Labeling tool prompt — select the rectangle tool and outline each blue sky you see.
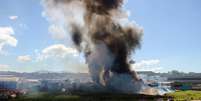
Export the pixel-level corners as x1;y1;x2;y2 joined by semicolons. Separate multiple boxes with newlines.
0;0;200;73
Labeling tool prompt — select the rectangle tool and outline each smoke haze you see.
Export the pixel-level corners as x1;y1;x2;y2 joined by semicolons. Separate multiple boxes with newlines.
42;0;144;93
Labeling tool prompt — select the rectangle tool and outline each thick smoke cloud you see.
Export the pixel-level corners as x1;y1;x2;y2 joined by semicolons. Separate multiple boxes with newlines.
42;0;143;93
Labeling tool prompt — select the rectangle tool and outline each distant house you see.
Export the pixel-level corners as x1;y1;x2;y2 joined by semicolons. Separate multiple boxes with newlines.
137;71;156;76
168;77;201;83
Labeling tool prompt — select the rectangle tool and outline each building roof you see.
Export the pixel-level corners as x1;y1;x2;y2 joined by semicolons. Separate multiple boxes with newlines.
0;76;19;82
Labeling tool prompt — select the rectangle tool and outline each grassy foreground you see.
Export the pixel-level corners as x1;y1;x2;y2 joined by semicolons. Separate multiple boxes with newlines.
6;90;201;101
166;90;201;100
8;92;171;101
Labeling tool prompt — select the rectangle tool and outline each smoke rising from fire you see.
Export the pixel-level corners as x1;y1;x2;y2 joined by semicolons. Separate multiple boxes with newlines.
42;0;143;93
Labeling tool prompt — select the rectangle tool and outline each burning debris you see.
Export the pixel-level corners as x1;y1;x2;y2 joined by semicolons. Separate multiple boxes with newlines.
42;0;146;94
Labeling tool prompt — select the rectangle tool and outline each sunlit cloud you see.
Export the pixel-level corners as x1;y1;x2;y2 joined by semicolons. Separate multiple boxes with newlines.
37;44;78;61
9;16;18;20
0;27;17;54
17;55;32;62
0;64;9;68
131;59;163;72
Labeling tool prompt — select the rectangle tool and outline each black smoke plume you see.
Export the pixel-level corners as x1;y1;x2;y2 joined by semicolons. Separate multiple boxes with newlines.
42;0;143;93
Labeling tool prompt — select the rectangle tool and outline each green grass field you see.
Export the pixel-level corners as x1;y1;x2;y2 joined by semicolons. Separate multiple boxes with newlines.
166;90;201;100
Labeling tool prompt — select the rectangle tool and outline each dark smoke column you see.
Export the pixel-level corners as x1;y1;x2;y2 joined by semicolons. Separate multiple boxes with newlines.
83;0;143;85
42;0;143;93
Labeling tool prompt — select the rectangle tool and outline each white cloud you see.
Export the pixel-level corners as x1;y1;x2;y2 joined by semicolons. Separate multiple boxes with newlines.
133;59;160;68
0;27;14;35
17;55;32;62
131;59;162;72
32;44;88;73
0;27;17;53
9;16;18;20
0;64;9;68
37;44;78;61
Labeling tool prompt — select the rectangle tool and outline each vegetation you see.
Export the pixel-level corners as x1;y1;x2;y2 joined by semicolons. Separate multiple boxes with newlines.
5;90;201;101
166;90;201;100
